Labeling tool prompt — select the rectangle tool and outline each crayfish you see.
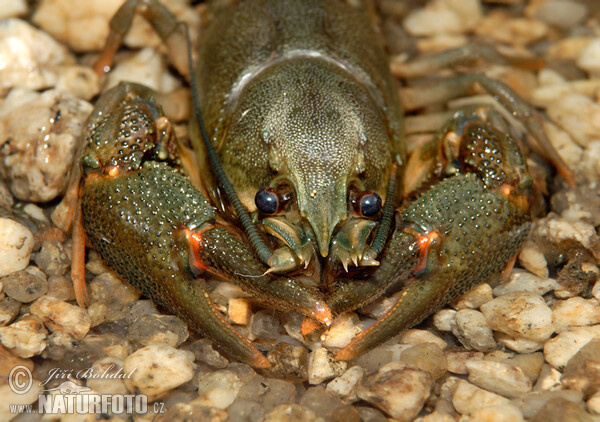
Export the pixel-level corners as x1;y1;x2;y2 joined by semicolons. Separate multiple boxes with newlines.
63;0;573;368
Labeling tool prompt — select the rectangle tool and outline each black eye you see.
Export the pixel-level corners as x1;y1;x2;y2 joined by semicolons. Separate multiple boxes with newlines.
359;191;382;217
255;187;279;214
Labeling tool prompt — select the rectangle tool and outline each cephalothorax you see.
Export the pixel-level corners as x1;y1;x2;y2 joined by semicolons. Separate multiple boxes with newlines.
65;0;572;367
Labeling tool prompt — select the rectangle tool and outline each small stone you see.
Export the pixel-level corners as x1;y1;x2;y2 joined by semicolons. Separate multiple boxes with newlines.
543;325;600;370
299;386;348;420
446;350;484;375
0;90;92;202
251;310;283;342
515;390;584;419
321;312;361;349
529;0;587;29
495;332;545;353
468;404;524;422
46;275;75;302
356;406;387;422
123;343;195;401
128;314;188;348
54;65;100;101
0;315;47;358
261;379;297;412
505;352;545;384
33;241;70;276
262;404;326;422
547;94;600;148
228;399;264;422
0;19;74;91
533;364;562;391
530;397;593;422
480;292;554;342
561;339;600;397
158;401;228;421
452;309;497;351
89;272;140;320
451;283;493;309
475;12;548;46
30;295;90;340
518;242;549;279
577;38;600;76
399;329;447;350
85;357;129;395
327;365;365;403
1;270;47;303
400;343;447;379
307;347;347;385
0;0;27;19
493;269;559;296
184;339;229;369
0;297;20;326
587;392;600;415
85;302;108;329
0;218;34;277
403;0;482;37
357;368;433;421
432;309;456;331
106;47;180;94
465;359;532;398
0;381;42;421
266;342;307;377
197;370;243;409
228;297;252;325
451;379;511;415
552;297;600;332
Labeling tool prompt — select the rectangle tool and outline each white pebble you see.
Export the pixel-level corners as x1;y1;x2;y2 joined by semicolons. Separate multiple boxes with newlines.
543;325;600;370
452;309;497;351
0;19;74;91
446;350;484;375
587;391;600;415
197;370;243;409
493;269;559;297
0;218;34;277
399;329;447;350
30;295;90;340
0;317;47;358
307;347;347;385
531;0;587;29
465;404;524;422
547;94;600;148
465;359;531;398
123;343;195;401
106;47;180;94
552;297;600;332
0;0;27;19
357;368;433;420
577;38;600;76
480;292;554;342
433;309;456;332
451;283;493;310
452;379;511;415
517;242;549;279
495;332;545;353
0;89;92;202
321;312;361;349
326;365;365;403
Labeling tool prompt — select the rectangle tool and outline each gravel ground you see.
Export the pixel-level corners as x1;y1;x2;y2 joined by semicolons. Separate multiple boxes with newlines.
1;0;600;421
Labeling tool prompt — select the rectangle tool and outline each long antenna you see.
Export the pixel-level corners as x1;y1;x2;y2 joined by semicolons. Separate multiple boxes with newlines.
183;24;274;266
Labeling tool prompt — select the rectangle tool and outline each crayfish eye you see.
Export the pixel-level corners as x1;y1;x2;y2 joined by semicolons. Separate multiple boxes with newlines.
359;191;382;217
255;187;279;214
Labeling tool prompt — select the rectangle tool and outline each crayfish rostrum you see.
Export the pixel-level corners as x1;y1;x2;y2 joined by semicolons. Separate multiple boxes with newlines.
63;0;573;367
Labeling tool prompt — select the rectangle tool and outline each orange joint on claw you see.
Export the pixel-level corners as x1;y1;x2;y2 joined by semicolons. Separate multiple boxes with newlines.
185;228;210;276
404;227;440;277
301;317;322;336
104;166;120;178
